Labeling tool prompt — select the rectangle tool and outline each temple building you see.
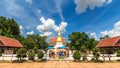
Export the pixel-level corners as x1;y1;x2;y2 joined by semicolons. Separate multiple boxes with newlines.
0;36;23;54
97;36;120;48
47;31;70;60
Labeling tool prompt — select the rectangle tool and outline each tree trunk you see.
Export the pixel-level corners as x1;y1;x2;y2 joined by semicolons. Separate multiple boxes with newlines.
103;54;105;61
108;54;111;61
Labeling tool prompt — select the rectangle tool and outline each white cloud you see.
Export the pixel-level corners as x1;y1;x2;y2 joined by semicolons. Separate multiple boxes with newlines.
25;0;32;4
19;25;23;35
37;17;56;32
90;32;98;40
27;31;34;35
106;0;112;4
101;21;120;37
55;21;68;32
1;0;39;31
40;32;53;37
38;10;41;14
74;0;112;14
54;0;64;21
36;16;68;37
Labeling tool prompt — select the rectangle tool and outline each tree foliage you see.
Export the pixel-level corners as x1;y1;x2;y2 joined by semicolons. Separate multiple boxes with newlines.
38;52;44;59
0;49;2;56
0;16;20;38
16;48;27;60
117;50;120;57
23;34;48;50
92;47;100;61
68;32;98;52
28;50;36;61
73;51;81;61
68;32;89;51
0;16;48;51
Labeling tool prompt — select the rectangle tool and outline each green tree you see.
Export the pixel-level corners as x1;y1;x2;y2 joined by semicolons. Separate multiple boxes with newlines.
16;48;27;60
86;38;98;53
0;49;2;57
68;32;89;51
69;32;98;61
28;50;36;61
22;38;35;50
73;51;81;61
92;48;100;61
100;35;110;40
117;50;120;57
38;52;44;59
0;16;21;38
80;45;88;61
23;34;48;50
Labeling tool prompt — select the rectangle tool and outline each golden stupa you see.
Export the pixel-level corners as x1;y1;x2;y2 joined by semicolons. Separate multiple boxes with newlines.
54;28;64;48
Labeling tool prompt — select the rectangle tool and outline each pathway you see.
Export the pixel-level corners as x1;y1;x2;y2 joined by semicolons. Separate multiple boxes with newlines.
0;61;120;68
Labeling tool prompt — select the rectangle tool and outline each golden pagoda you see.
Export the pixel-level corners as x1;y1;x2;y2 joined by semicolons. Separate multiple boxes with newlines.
54;27;64;48
57;32;62;42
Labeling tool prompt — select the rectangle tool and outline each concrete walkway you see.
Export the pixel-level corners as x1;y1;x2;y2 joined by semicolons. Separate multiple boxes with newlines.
0;61;120;68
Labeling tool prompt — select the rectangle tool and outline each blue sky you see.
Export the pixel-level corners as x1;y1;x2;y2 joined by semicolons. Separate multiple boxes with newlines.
0;0;120;41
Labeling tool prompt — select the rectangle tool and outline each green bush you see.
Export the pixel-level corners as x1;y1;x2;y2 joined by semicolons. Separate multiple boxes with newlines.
81;52;88;61
0;49;2;56
28;51;36;61
92;48;100;61
117;50;120;57
16;48;27;60
73;51;81;61
38;52;44;59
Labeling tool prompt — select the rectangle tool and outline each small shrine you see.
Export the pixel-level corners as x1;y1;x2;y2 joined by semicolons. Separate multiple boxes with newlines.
47;29;70;60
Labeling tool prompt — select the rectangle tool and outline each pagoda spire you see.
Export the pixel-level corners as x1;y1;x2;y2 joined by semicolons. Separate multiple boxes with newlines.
57;27;62;42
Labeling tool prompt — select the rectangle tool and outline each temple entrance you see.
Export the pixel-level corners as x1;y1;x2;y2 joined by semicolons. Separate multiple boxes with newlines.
47;27;70;60
48;48;69;60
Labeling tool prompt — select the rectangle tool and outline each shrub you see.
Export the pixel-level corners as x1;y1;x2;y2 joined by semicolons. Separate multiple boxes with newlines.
92;48;100;61
28;51;36;61
81;53;88;61
0;49;2;56
73;51;81;61
16;48;27;60
117;50;120;57
38;52;44;59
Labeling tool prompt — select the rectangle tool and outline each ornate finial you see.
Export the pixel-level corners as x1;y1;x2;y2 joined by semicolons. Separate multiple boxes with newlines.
58;27;61;36
57;27;62;42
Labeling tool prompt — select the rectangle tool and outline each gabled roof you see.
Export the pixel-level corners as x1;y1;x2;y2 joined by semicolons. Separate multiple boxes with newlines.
0;36;23;48
97;36;120;48
49;37;65;43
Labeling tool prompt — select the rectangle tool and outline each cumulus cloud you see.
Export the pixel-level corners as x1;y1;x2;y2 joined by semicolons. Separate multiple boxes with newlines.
40;32;53;37
55;21;68;32
37;17;56;32
74;0;112;14
19;25;23;35
36;16;68;37
90;32;98;40
101;21;120;37
27;31;34;35
25;0;32;4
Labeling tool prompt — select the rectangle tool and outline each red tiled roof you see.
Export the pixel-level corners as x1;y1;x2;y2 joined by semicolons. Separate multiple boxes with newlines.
97;36;120;48
0;36;23;48
49;37;65;43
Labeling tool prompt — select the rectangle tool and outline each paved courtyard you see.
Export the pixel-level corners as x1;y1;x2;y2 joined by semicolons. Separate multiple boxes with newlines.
0;61;120;68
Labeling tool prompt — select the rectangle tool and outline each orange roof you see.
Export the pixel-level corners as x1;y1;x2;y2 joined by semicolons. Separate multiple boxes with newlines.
49;37;65;43
97;36;120;48
0;36;23;48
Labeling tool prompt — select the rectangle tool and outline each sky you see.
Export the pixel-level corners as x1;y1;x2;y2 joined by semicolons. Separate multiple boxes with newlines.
0;0;120;41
